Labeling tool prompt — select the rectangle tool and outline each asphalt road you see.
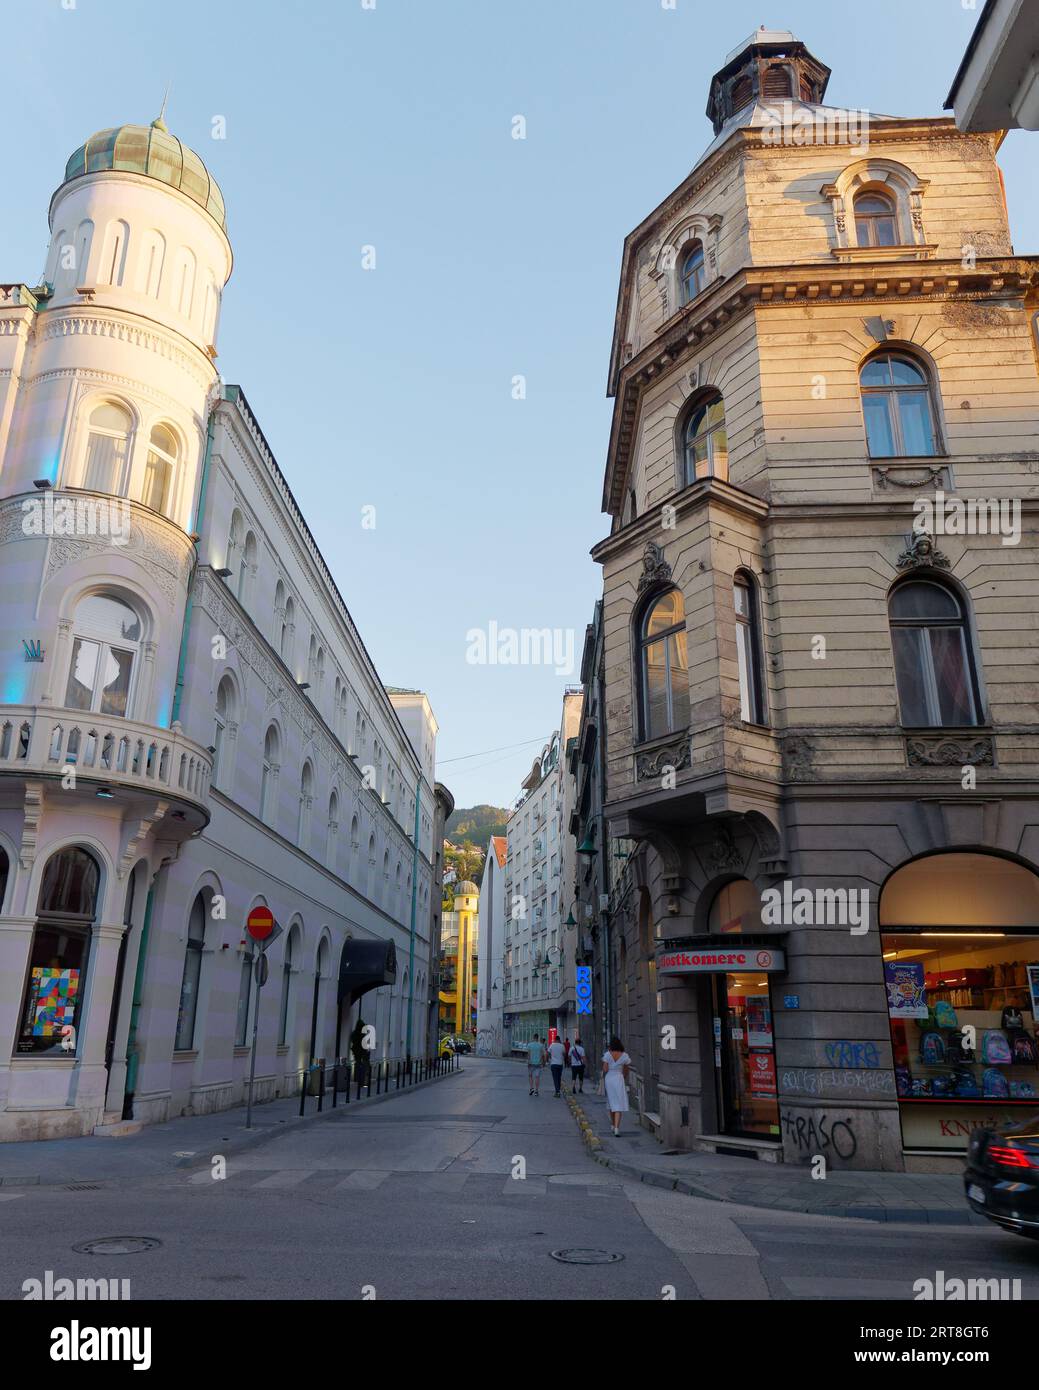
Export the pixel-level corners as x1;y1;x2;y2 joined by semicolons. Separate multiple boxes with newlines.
1;1057;1037;1300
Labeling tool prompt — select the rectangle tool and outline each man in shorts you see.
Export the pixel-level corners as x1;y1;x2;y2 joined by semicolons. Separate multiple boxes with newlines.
527;1034;545;1096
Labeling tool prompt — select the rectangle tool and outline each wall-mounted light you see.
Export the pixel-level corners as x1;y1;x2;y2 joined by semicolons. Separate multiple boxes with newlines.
33;479;52;490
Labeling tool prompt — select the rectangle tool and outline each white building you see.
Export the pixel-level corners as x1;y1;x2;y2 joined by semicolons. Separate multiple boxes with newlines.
0;119;443;1141
475;834;506;1055
502;691;582;1053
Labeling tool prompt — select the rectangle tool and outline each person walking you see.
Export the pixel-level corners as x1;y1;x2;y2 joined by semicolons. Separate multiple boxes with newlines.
547;1034;566;1096
527;1034;545;1096
570;1036;586;1093
601;1036;631;1135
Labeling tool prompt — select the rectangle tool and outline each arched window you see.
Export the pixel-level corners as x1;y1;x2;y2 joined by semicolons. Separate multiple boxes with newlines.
762;64;792;100
860;353;938;458
83;401;132;493
854;190;897;248
238;532;256;603
888;580;980;728
64;592;142;718
278;926;298;1047
327;791;339;862
261;725;279;824
682;392;728;484
142;424;178;516
308;636;317;684
638;588;690;741
175;892;207;1051
18;847;101;1055
679;240;706;305
227;511;242;574
213;675;235;788
734;571;767;725
281;597;295;663
297;762;313;847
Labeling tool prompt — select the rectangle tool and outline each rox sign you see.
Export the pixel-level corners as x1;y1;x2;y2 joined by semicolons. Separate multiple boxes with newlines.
657;947;785;975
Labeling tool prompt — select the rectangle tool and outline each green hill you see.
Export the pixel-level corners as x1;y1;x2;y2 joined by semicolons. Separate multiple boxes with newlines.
445;804;509;844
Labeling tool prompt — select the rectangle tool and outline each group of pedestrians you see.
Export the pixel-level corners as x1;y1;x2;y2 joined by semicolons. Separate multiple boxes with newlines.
524;1033;632;1136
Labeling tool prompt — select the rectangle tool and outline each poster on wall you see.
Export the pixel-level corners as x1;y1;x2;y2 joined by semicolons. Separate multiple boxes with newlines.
884;960;929;1018
745;995;773;1048
1028;964;1039;1019
27;967;80;1037
749;1051;777;1096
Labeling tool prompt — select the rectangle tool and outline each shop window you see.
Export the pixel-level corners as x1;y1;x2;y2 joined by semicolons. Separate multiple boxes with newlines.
16;847;101;1055
880;853;1039;1153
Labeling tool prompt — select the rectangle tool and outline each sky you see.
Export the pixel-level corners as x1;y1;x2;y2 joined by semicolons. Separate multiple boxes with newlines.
5;0;1035;809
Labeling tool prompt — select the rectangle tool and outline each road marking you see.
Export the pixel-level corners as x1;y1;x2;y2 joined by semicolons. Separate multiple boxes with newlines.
252;1169;315;1189
334;1171;390;1190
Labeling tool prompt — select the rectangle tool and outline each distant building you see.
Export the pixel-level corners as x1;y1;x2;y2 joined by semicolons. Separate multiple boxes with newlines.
439;882;478;1035
946;0;1039;131
476;835;506;1055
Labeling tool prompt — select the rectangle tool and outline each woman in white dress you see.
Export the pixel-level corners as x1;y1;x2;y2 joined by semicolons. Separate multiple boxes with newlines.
601;1036;631;1136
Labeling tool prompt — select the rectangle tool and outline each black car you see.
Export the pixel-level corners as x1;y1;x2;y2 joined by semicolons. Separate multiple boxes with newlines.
964;1114;1039;1238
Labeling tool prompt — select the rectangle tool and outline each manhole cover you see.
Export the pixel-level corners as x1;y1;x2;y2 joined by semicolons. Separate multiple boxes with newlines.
72;1237;161;1255
549;1248;624;1265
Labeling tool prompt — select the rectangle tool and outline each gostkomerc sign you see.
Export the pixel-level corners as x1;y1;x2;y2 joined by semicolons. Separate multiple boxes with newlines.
657;947;785;974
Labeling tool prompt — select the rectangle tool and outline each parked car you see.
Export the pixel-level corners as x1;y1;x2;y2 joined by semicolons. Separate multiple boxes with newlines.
451;1037;472;1054
438;1037;455;1058
964;1114;1039;1238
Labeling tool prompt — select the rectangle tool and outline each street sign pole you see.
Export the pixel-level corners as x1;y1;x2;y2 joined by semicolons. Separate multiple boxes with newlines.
245;919;281;1130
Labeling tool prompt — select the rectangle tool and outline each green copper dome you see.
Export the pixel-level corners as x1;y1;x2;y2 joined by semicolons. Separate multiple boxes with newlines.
62;120;226;231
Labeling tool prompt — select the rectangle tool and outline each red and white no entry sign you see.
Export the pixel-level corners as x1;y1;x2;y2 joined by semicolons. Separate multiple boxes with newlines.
246;905;275;941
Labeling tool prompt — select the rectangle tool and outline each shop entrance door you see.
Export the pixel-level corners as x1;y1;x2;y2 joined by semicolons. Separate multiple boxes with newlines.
713;972;780;1139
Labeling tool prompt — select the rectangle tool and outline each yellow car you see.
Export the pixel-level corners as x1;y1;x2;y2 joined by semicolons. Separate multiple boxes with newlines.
438;1038;455;1058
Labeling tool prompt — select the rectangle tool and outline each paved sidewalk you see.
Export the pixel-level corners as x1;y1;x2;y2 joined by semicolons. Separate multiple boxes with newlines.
0;1065;464;1187
564;1086;985;1227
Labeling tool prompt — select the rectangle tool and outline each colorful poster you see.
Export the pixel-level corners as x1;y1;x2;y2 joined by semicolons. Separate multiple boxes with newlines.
749;1051;777;1096
28;967;79;1037
746;994;773;1048
884;960;929;1018
1028;964;1039;1019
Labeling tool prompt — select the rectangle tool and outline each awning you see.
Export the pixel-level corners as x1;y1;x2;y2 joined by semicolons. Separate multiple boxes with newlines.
337;938;397;1002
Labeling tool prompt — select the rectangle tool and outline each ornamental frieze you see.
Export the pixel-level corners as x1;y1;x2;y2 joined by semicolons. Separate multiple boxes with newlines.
635;733;691;781
905;734;995;768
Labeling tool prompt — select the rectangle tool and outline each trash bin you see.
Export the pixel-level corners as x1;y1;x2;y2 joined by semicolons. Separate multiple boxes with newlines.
307;1059;326;1096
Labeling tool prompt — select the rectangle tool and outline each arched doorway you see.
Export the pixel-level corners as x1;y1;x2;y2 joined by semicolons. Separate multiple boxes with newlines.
880;852;1039;1153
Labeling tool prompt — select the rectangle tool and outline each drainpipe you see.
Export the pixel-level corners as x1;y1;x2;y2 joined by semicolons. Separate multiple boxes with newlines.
170;391;220;727
121;877;157;1120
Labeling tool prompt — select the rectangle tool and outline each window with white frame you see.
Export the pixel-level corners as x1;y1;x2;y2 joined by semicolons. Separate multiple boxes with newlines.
64;592;142;718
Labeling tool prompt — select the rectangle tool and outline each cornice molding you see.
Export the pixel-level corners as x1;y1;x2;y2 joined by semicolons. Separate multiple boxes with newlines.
39;310;216;391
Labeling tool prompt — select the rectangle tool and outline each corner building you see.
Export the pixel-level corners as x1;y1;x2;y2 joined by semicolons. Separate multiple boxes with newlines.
592;32;1039;1171
0;121;442;1139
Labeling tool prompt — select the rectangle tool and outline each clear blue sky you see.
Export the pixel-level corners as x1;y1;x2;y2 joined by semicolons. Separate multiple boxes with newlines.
6;1;1035;808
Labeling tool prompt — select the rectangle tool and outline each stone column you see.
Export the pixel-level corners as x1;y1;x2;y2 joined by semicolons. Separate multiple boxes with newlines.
72;922;126;1126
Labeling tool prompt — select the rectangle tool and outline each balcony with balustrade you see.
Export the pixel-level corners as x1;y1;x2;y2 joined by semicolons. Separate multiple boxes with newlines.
0;705;212;829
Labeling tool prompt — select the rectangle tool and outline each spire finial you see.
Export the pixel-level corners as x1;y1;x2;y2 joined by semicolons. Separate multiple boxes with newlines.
152;81;171;132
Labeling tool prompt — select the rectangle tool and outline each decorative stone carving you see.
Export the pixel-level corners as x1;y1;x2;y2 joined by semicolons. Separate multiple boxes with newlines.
20;780;45;870
705;825;745;874
905;734;994;768
635;734;691;782
896;530;950;571
637;541;672;594
118;800;169;880
873;464;948;490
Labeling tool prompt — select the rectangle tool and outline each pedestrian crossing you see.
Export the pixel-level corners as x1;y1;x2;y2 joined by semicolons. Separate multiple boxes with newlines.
179;1166;625;1197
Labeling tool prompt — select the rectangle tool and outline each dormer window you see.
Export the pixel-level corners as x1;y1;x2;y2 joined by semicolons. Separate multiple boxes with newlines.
855;191;898;248
680;241;706;305
762;65;792;101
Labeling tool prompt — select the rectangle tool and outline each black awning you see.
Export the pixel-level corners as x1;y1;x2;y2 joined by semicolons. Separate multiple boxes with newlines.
338;938;397;1002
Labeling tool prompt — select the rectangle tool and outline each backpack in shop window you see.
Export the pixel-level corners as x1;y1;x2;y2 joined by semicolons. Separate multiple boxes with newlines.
1001;1006;1025;1033
980;1029;1012;1065
1011;1081;1037;1099
953;1069;981;1099
1011;1032;1038;1066
919;1031;946;1065
983;1067;1010;1099
933;1000;958;1029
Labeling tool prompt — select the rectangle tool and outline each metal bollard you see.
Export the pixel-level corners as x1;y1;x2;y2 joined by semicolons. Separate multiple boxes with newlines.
344;1060;351;1104
299;1069;306;1117
331;1062;339;1109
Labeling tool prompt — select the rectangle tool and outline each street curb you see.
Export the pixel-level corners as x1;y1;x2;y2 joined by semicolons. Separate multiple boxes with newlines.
0;1066;465;1188
562;1091;982;1227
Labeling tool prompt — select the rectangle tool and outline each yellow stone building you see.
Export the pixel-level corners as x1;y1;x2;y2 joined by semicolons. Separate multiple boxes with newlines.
439;882;480;1035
